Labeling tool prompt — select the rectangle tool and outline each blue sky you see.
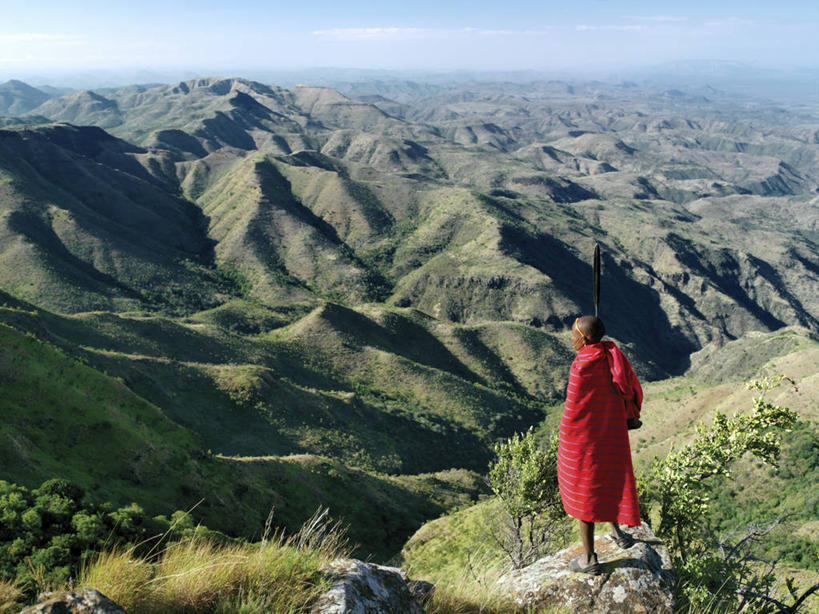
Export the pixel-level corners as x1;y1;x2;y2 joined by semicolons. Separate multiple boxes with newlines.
2;0;818;75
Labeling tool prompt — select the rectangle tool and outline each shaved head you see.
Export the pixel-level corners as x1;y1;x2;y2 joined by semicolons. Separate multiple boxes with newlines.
575;316;606;344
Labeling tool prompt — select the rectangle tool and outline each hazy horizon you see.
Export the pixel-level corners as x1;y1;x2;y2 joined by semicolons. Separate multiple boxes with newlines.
3;1;818;78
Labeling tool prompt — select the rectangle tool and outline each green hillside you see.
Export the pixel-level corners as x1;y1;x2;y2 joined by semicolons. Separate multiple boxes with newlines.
1;77;813;376
0;312;491;560
0;292;553;473
1;76;818;580
0;80;51;116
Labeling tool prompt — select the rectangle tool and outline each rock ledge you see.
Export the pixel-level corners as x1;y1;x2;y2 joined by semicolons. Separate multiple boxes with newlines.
19;588;127;614
311;558;430;614
498;522;675;614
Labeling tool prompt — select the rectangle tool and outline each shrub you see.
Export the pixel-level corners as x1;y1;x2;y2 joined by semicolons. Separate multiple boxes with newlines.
487;427;565;569
0;478;222;600
640;375;815;611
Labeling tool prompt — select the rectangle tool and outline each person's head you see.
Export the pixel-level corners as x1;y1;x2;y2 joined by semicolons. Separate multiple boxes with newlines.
571;316;605;350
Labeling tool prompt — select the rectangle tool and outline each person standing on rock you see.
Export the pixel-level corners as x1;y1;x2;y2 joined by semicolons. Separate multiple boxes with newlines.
557;315;642;574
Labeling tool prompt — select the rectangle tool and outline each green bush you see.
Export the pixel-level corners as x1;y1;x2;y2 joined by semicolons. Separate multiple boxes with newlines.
0;478;222;598
487;427;564;568
0;479;141;594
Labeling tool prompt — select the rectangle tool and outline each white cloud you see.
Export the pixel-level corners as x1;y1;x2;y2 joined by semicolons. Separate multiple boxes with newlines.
628;16;688;22
0;33;84;42
703;17;753;28
469;27;554;36
312;26;554;42
576;24;645;31
311;27;438;41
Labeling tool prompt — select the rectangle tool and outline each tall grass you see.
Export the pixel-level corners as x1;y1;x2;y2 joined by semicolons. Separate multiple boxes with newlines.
31;504;574;614
77;508;349;614
0;579;22;614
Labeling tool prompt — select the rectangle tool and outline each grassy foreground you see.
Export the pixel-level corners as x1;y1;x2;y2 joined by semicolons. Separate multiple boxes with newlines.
0;507;568;614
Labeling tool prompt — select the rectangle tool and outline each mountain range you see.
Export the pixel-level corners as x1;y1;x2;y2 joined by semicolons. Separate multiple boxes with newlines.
0;76;817;560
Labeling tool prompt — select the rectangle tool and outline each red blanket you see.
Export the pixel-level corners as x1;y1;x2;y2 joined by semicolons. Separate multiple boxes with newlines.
557;341;641;526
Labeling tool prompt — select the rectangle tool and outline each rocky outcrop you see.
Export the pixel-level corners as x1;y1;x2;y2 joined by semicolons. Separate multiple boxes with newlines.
311;558;431;614
498;522;675;614
19;589;127;614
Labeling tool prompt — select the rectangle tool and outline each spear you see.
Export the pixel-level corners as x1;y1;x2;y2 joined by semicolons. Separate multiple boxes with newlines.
593;243;601;317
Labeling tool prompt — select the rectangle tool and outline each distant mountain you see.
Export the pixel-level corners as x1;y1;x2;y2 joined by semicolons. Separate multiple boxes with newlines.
0;79;52;115
35;84;75;97
11;77;816;373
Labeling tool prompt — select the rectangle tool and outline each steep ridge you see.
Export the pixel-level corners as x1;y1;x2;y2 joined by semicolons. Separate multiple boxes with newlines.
320;130;446;178
0;296;493;558
0;290;549;475
35;78;312;155
275;158;396;250
0;124;221;313
34;90;122;129
4;79;816;376
291;85;436;141
197;154;381;304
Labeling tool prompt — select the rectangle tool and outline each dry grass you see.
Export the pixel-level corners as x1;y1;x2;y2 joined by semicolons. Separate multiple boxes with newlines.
75;504;571;614
0;579;22;614
77;508;349;614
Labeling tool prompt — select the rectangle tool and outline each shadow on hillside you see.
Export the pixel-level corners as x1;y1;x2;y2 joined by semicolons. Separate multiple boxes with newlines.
317;302;483;385
665;233;789;331
499;225;695;376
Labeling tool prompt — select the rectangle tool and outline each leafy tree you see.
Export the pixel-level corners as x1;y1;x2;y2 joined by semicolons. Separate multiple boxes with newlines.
488;427;565;568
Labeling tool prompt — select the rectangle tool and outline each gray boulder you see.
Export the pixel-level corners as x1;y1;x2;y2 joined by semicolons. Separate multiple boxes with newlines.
498;522;675;614
311;558;430;614
19;589;127;614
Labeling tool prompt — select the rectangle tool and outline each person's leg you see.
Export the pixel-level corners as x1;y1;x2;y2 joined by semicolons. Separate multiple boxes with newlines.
579;519;595;565
609;521;624;539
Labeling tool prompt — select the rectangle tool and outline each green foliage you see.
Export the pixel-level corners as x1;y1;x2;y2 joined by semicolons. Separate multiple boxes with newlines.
646;376;797;557
641;375;800;610
213;262;254;299
489;427;558;519
488;428;564;568
0;479;145;596
706;421;819;572
0;477;236;601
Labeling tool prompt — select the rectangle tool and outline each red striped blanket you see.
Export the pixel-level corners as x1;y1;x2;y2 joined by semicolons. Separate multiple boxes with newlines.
557;341;641;526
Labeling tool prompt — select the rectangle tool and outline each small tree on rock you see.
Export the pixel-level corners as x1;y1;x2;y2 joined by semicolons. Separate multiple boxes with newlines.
488;427;565;569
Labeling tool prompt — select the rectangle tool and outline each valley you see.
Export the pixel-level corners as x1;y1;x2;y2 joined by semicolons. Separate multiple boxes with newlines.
0;75;817;572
